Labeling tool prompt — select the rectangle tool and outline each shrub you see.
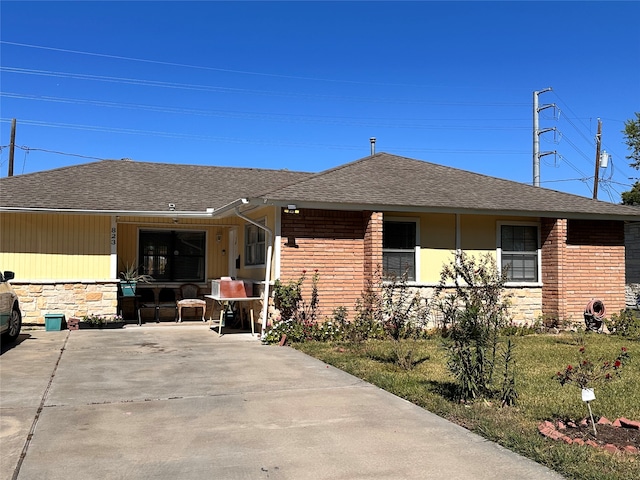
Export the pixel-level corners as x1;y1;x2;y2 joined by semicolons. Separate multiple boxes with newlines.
605;309;640;339
262;318;306;344
350;273;385;342
272;276;303;322
555;345;630;389
82;314;123;327
500;321;540;336
380;273;429;342
434;252;516;403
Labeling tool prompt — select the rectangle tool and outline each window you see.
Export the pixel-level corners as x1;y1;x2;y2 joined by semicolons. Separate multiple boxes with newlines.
245;220;266;266
383;220;417;281
499;224;539;283
139;230;206;282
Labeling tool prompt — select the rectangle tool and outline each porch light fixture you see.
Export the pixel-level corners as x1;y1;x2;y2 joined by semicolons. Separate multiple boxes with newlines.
284;204;299;214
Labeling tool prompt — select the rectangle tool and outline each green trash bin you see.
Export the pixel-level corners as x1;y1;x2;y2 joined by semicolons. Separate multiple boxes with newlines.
45;314;65;331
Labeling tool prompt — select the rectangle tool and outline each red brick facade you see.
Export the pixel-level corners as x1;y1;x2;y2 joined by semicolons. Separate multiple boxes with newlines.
279;209;382;318
542;218;625;323
280;210;625;325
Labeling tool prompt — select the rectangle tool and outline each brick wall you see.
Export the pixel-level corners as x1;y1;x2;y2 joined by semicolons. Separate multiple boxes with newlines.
364;211;383;280
541;218;567;321
279;209;381;319
12;281;119;324
542;218;626;323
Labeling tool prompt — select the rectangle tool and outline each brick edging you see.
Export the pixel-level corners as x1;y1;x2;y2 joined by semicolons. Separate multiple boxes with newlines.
538;417;639;454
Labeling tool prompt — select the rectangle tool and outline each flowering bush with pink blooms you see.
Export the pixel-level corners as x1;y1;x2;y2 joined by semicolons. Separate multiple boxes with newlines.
555;346;630;389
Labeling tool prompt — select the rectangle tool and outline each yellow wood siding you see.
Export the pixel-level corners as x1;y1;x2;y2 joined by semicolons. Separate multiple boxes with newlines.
421;213;456;284
384;213;537;284
0;213;112;279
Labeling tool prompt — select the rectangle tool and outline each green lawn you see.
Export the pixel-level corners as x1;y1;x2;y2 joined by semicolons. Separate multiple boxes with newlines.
293;333;640;480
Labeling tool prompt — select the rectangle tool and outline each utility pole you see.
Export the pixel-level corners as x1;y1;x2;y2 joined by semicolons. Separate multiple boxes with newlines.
533;88;556;187
592;118;602;200
8;118;16;177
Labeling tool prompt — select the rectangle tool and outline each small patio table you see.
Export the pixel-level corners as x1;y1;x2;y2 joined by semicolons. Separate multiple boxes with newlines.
205;295;262;336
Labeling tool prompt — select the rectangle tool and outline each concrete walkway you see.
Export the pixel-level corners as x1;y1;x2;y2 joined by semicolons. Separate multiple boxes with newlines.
1;325;563;479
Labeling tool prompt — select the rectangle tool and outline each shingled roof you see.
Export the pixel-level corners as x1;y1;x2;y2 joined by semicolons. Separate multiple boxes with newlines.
1;154;638;220
0;160;312;212
260;153;640;220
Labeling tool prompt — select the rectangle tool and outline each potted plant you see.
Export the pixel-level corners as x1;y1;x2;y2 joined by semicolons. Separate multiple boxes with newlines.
119;263;153;297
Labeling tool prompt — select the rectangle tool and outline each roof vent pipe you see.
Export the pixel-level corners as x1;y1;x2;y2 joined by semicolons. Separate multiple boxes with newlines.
370;137;376;156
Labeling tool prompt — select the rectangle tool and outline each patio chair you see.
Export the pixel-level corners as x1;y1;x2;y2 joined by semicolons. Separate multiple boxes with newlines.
157;288;178;322
137;288;157;325
176;283;207;322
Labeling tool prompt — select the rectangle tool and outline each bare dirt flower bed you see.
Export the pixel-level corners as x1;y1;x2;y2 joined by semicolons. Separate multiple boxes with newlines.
539;417;640;454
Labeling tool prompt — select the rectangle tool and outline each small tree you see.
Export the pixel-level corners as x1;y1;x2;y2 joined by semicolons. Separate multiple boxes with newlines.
621;181;640;206
621;113;640;204
435;252;516;403
622;112;640;169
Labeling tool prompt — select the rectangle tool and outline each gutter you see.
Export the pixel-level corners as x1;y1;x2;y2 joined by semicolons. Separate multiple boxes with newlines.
206;197;260;218
0;206;215;218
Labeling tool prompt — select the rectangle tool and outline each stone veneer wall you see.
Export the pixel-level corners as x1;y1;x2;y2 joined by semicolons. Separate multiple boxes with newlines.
414;286;541;327
12;281;119;325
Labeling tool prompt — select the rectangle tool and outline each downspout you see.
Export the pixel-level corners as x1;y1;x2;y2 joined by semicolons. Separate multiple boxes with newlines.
234;205;273;337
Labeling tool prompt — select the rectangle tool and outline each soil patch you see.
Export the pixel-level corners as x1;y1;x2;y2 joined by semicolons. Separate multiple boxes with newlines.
539;418;640;454
561;422;640;448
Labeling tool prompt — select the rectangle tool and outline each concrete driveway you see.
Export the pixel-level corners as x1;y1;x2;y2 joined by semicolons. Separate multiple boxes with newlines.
1;325;563;479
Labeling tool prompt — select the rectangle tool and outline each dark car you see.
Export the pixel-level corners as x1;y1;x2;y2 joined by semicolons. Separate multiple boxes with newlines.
1;270;22;343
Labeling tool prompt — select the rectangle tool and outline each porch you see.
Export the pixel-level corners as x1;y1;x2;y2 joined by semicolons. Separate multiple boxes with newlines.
117;280;265;332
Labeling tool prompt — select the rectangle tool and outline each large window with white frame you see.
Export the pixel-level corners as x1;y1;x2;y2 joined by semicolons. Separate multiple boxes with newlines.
383;219;418;281
245;219;266;267
138;229;206;282
498;223;540;283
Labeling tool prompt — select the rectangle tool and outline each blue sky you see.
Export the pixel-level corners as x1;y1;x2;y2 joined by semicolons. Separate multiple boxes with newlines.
1;1;639;202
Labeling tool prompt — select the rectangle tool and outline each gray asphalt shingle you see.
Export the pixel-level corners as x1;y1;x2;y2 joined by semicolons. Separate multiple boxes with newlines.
0;160;311;211
1;154;638;220
264;153;640;219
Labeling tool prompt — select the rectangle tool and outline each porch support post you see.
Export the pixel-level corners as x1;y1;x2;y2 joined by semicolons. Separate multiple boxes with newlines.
110;216;118;279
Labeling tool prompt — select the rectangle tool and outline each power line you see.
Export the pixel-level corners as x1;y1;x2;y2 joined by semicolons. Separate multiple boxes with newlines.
4;139;528;167
545;90;635;198
0;40;531;92
0;93;530;130
0;67;529;107
11;145;107;161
